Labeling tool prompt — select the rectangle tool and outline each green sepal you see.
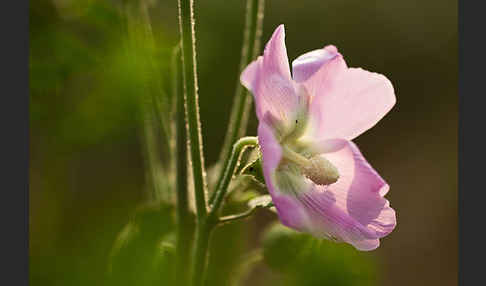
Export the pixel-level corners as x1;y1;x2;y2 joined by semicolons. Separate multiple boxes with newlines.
248;194;274;209
240;155;265;185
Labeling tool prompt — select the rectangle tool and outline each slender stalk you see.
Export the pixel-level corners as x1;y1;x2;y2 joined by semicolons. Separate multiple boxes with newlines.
191;137;258;286
209;137;258;219
177;0;208;222
177;1;209;285
211;0;265;205
191;220;211;286
174;45;194;286
218;207;259;225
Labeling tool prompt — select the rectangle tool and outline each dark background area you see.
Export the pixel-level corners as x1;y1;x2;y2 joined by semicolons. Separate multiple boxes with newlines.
30;0;457;285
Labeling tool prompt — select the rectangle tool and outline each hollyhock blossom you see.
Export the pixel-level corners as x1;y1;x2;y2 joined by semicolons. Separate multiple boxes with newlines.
240;25;396;251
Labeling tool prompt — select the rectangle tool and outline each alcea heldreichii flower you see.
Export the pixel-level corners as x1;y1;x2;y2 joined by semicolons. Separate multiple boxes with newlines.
241;25;396;251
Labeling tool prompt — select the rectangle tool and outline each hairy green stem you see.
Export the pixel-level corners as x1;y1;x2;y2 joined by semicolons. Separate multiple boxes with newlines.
177;0;208;220
173;45;194;286
209;137;258;219
177;0;209;285
191;137;258;286
211;0;265;205
191;220;212;286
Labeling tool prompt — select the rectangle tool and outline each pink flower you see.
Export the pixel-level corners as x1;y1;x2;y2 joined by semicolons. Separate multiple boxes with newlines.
240;25;396;251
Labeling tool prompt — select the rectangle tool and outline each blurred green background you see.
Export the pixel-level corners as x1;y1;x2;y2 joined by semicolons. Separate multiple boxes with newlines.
29;0;457;285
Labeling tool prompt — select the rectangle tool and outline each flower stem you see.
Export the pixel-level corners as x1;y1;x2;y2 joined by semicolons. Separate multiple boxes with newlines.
218;207;259;225
191;136;258;286
191;219;212;286
177;1;209;285
209;137;258;219
177;0;208;220
211;0;265;205
173;44;194;286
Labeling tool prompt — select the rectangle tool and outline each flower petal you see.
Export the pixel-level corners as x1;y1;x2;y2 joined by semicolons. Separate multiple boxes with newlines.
305;64;396;141
259;135;396;251
262;24;292;81
292;45;341;82
240;56;262;93
293;46;348;106
257;122;282;175
240;25;299;124
257;122;310;230
301;140;396;250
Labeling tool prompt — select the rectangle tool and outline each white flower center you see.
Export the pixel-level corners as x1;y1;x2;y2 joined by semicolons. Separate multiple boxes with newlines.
272;85;339;189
